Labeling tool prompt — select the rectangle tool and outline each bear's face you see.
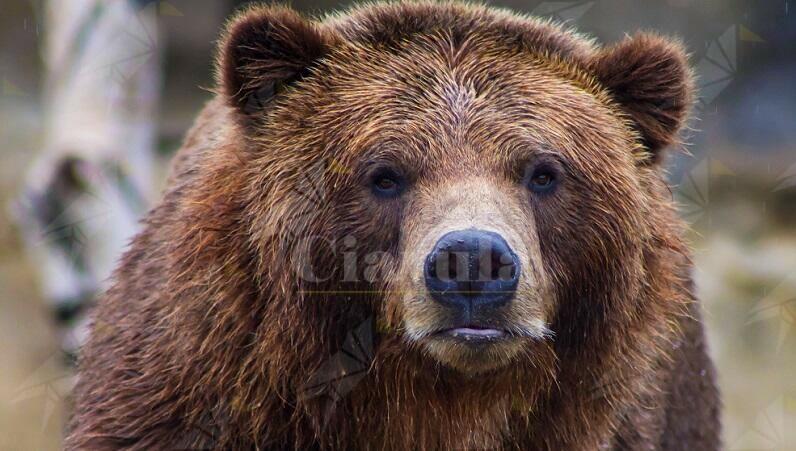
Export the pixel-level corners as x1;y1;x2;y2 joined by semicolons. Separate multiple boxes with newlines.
219;5;692;374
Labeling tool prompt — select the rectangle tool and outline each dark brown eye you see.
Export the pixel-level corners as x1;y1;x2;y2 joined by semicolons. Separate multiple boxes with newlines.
533;173;552;186
375;177;397;190
526;165;558;194
371;169;404;198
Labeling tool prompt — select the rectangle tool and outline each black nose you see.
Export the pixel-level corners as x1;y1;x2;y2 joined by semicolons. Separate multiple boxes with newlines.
424;229;520;311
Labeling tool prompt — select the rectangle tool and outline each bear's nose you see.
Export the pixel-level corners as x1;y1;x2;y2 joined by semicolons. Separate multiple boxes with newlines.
424;229;520;311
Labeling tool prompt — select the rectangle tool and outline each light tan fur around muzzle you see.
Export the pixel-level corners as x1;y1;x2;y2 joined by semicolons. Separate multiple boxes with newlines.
390;177;553;368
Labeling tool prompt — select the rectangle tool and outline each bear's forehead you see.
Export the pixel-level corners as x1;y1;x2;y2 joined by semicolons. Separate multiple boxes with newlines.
265;3;638;172
298;39;628;170
324;1;597;68
306;2;620;147
321;33;605;107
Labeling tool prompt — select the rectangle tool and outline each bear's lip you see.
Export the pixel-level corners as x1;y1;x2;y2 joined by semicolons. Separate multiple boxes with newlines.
435;326;507;341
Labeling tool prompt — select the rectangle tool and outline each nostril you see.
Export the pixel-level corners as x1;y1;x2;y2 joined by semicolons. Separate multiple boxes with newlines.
489;250;502;281
481;246;517;283
499;252;517;281
447;251;459;281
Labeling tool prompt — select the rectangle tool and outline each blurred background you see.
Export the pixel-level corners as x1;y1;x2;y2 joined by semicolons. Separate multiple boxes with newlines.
1;0;794;449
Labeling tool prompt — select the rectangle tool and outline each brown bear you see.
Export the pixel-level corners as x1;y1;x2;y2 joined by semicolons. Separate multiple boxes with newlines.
66;2;720;449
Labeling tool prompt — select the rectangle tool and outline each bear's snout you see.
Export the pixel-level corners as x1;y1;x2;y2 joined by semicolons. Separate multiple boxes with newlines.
424;229;519;313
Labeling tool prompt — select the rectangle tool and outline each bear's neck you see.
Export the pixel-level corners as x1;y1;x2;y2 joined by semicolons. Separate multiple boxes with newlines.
294;346;544;449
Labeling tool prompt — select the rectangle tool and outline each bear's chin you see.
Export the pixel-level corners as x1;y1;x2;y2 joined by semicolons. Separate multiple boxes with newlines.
420;334;527;374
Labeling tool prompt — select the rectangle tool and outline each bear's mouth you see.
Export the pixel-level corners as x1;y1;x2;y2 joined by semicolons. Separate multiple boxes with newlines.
416;321;550;372
433;326;508;343
422;320;551;345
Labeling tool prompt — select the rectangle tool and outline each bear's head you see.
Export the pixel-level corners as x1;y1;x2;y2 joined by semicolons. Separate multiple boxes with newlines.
216;3;693;375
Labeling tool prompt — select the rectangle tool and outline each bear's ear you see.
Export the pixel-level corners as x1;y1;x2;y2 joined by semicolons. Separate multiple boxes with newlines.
217;6;336;124
589;33;694;164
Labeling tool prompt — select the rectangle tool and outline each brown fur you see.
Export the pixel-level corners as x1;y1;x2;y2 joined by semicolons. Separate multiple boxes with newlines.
66;2;720;449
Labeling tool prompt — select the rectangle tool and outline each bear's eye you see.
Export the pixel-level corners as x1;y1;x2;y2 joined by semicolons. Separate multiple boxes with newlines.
370;168;404;198
526;165;558;194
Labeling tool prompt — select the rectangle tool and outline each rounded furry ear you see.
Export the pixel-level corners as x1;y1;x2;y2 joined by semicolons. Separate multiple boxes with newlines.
590;33;694;164
217;6;335;123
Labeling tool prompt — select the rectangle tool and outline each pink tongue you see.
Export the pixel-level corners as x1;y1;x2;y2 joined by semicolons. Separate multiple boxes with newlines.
451;327;504;337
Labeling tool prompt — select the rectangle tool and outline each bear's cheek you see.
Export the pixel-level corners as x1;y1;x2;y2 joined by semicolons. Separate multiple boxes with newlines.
531;170;649;317
287;185;404;280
